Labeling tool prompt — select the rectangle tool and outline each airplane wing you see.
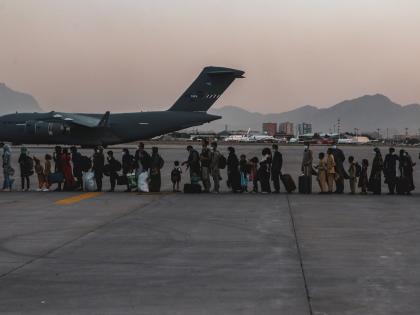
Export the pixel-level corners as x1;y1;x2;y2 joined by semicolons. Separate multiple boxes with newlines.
38;112;109;128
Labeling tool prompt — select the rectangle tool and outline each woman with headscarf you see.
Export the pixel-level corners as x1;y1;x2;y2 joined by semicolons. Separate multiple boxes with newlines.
149;147;164;192
399;150;416;195
368;147;383;195
61;148;75;190
2;144;14;191
227;147;241;193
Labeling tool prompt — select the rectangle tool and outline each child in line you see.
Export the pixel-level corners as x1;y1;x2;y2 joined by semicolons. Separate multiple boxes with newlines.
358;159;369;194
239;154;249;192
348;156;357;195
33;156;46;191
171;160;182;192
249;157;259;193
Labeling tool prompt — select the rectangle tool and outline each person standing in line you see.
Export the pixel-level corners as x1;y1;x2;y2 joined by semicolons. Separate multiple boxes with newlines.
358;159;369;194
405;151;416;194
347;156;357;195
209;142;221;193
271;144;283;193
239;154;249;192
316;152;328;194
18;147;33;191
44;154;52;191
182;145;201;184
301;142;313;177
383;147;399;195
2;144;14;191
259;148;272;194
368;147;384;195
149;147;164;192
134;142;151;175
249;157;259;193
62;148;75;190
227;147;241;193
326;148;336;193
171;161;182;192
92;146;105;192
106;151;121;192
200;139;211;193
399;150;416;195
71;146;83;190
33;156;46;191
331;142;348;194
53;146;64;191
122;148;134;192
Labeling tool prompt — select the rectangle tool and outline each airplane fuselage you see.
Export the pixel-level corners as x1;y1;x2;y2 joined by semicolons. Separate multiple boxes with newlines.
0;66;244;146
0;111;221;146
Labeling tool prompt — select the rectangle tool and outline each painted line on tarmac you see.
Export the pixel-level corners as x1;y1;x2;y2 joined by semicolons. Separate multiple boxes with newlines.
285;194;314;315
55;192;102;205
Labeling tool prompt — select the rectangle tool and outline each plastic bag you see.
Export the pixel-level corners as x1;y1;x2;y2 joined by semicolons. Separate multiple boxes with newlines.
137;171;149;192
83;171;97;192
127;173;137;189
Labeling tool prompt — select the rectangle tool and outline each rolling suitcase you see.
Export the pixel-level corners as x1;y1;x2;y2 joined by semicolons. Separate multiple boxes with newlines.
184;183;202;193
298;175;312;194
281;174;296;193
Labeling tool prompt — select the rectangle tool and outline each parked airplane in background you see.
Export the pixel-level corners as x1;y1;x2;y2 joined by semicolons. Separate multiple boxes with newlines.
0;66;244;146
224;128;278;143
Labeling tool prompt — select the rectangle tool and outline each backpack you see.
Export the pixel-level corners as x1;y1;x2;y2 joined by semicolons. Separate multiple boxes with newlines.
218;154;227;169
81;156;92;172
355;163;362;177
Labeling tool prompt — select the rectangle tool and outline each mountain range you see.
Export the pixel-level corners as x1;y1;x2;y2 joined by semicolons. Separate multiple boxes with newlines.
208;94;420;135
0;84;419;135
0;83;42;115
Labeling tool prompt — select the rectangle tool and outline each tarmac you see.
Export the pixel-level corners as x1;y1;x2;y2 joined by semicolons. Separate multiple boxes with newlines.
0;144;420;314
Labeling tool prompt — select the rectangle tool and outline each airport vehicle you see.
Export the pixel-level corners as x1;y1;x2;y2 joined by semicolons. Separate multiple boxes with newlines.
0;66;244;146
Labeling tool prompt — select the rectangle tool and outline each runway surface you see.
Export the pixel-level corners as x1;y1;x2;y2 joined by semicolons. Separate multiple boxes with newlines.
0;144;420;314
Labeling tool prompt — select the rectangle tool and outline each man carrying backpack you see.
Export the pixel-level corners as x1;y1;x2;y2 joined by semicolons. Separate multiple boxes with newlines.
209;142;223;193
271;144;283;193
182;145;201;184
18;147;34;191
106;150;122;192
122;148;135;192
200;139;211;193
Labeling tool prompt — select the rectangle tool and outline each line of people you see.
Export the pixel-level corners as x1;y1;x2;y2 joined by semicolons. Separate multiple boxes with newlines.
308;143;416;195
1;141;417;194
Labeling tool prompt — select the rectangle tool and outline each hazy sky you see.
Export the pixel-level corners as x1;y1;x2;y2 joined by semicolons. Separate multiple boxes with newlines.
1;0;420;113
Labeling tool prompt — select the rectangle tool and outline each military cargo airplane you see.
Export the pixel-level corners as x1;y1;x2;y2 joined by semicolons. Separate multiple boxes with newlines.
0;66;244;146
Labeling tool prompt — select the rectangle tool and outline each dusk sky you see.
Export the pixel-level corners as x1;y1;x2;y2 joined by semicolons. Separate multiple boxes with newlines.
1;0;419;113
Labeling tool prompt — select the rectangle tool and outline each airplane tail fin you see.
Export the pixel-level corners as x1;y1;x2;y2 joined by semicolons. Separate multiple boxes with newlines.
168;66;244;112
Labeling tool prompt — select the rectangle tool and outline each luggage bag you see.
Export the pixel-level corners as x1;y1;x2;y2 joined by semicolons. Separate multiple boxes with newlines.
298;175;312;194
281;174;296;193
